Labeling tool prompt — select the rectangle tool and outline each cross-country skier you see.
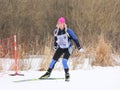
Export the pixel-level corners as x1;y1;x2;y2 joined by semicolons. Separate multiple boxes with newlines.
40;17;84;81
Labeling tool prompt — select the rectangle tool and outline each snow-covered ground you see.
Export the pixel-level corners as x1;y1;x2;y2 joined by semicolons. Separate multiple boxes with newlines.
0;66;120;90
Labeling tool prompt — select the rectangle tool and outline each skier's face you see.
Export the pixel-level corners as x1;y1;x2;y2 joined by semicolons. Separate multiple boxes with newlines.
57;23;65;30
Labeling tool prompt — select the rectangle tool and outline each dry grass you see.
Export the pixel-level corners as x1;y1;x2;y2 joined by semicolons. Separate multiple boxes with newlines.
92;35;113;66
0;0;120;55
39;46;53;71
0;0;120;70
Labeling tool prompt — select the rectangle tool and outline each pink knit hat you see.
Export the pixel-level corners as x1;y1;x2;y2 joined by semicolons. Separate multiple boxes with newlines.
57;17;66;24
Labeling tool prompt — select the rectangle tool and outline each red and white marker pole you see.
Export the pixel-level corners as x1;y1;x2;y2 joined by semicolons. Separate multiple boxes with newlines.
10;35;24;76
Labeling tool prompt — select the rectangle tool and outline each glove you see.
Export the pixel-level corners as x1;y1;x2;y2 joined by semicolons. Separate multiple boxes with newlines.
78;48;84;53
53;46;57;51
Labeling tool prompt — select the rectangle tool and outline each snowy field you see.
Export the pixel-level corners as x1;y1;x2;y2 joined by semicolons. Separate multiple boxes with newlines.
0;66;120;90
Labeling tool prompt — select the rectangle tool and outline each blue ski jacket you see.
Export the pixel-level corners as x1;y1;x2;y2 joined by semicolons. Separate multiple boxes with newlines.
54;28;81;50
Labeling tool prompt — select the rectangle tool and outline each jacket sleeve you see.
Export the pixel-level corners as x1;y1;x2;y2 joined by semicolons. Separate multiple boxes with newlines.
67;29;81;50
53;29;58;47
54;37;57;47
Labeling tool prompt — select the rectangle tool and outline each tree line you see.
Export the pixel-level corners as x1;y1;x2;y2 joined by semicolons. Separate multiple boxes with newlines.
0;0;119;56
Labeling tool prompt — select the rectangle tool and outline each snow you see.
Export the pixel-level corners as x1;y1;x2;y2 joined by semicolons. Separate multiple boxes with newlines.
0;55;120;90
0;67;120;90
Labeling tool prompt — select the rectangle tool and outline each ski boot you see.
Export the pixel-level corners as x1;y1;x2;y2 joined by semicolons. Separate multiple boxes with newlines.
65;73;70;81
39;71;51;79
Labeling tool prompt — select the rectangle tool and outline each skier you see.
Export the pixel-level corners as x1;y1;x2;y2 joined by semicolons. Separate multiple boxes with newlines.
40;17;84;81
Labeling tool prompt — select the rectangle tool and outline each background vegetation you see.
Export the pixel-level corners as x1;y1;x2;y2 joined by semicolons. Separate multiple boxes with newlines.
0;0;120;68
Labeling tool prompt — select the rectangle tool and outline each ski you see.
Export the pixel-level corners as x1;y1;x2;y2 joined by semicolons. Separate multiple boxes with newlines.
14;77;64;83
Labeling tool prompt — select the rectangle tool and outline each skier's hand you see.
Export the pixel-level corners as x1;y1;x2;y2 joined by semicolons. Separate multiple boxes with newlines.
78;48;84;53
53;46;57;51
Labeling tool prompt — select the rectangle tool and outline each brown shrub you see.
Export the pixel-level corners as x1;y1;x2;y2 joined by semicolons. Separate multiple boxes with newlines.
92;35;113;66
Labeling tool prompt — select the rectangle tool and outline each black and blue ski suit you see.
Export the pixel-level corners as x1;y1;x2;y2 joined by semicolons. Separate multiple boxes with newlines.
47;28;82;74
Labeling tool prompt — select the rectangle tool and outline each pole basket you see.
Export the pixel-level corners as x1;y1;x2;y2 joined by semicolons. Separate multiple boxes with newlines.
0;35;24;76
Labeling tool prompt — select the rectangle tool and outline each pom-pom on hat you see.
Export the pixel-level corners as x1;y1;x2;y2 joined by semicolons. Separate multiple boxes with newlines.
57;17;66;24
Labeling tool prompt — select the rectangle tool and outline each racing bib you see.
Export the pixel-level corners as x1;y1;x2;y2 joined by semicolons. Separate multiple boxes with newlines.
56;34;69;48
